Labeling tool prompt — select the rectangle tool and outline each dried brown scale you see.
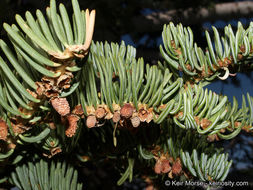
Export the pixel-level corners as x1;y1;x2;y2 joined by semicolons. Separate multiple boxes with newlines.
240;45;246;53
219;128;225;133
151;145;162;156
158;104;166;110
11;120;30;135
235;121;241;128
56;72;73;89
186;64;192;71
242;125;252;133
27;89;38;98
43;147;62;158
175;111;183;119
194;116;200;125
86;115;97;128
217;60;222;67
175;48;182;56
183;81;194;89
65;45;90;59
45;90;59;98
0;119;8;141
138;108;148;122
200;118;211;129
49;141;55;147
72;104;84;117
35;82;45;96
7;138;16;150
207;134;219;142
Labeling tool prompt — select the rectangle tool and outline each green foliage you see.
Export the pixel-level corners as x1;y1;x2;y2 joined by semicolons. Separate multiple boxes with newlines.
9;158;83;190
160;22;253;80
180;150;232;182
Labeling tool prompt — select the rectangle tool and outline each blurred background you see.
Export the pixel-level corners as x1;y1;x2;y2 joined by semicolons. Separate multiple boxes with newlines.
0;0;253;189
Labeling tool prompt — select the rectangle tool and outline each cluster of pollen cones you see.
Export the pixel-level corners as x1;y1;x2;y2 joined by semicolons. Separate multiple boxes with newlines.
85;103;154;129
153;152;183;179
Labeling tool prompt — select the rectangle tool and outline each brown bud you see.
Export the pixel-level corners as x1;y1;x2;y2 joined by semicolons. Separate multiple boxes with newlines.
49;122;56;130
161;159;171;173
8;142;16;149
51;97;70;116
242;125;252;133
154;161;163;174
207;134;219;142
95;107;106;119
86;115;97;128
131;116;140;128
56;73;73;89
120;103;134;118
12;123;29;135
112;112;121;123
45;90;59;98
0;120;8;141
200;118;211;129
172;158;182;176
66;114;80;137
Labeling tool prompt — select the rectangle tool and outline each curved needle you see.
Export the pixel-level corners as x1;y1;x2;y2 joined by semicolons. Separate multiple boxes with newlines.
218;67;230;80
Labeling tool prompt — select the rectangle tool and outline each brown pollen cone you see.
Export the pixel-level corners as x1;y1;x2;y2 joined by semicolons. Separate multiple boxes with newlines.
0;119;8;141
120;103;134;118
154;160;163;174
207;134;219;142
86;115;97;128
131;116;140;128
112;112;121;123
172;158;182;176
95;107;106;119
161;159;171;173
51;97;70;116
65;114;80;137
200;118;211;129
